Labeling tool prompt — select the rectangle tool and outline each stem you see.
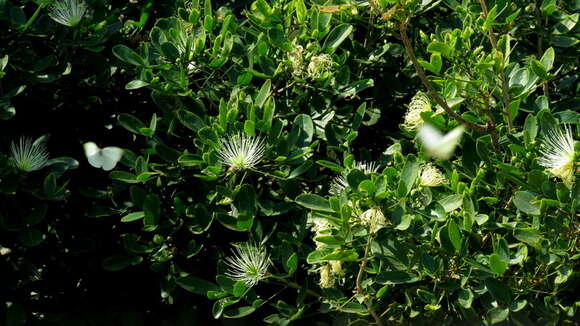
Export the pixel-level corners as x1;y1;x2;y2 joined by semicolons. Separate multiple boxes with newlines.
535;3;550;98
478;0;514;132
19;4;46;35
398;20;488;134
356;233;384;326
274;278;321;298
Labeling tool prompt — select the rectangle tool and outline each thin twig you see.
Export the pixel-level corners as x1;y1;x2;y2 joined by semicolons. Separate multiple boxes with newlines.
478;0;513;131
398;20;488;134
356;233;384;326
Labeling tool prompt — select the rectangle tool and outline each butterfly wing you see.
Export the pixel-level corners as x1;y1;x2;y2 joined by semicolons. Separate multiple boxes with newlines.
435;125;465;159
83;142;104;168
100;147;124;171
418;124;443;149
418;124;465;160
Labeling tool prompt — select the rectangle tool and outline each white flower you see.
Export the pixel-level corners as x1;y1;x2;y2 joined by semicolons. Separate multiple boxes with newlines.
403;93;432;131
49;0;88;27
319;264;334;288
224;242;271;288
10;137;49;172
419;163;448;187
307;54;333;79
330;175;349;195
217;133;266;172
538;125;577;187
354;161;380;174
330;160;380;195
360;207;386;233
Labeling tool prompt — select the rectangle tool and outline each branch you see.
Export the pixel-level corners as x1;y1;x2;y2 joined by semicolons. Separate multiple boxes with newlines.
398;20;488;134
356;234;385;326
478;0;514;131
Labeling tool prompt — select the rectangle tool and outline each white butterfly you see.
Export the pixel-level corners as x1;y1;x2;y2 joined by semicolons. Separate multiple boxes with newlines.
417;124;465;160
83;142;124;171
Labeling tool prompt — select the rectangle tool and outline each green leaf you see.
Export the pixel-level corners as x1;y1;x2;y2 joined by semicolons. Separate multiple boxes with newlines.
125;80;149;90
514;228;541;246
397;155;419;197
316;160;343;173
306;248;358;263
288;114;314;147
323;24;353;52
121;211;145;222
110;171;139;184
447;219;462;252
232;280;247;297
19;228;43;246
112;45;146;66
295;194;334;212
102;254;142;271
286;252;298;276
294;0;307;24
531;60;549;80
313;235;344;245
523;114;538;147
485;278;511;303
254;79;271;108
513;191;541;215
118;113;147;134
177;110;206;131
376;271;420;284
489;253;508;275
143;194;161;227
458;288;474;308
540;47;555;71
161;42;180;60
427;41;452;57
439;194;463;212
483;5;498;31
223;306;256;318
176;275;220;295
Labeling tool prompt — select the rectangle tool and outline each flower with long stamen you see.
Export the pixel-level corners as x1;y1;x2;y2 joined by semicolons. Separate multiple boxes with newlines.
354;161;380;174
403;93;432;131
224;242;271;288
330;160;380;194
217;133;265;172
538;125;577;188
48;0;88;27
419;163;448;187
330;175;349;195
10;137;50;172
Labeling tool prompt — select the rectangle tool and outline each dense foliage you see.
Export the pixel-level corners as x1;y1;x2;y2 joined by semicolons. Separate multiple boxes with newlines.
1;0;579;325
